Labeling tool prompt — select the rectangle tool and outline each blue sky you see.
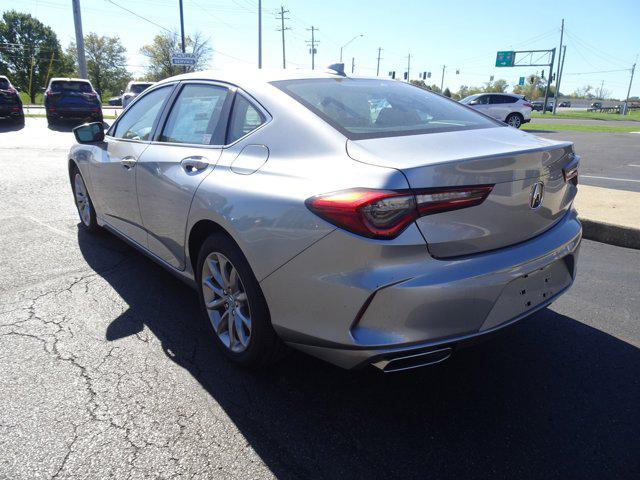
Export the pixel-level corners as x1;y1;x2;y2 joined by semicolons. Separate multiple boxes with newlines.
3;0;639;98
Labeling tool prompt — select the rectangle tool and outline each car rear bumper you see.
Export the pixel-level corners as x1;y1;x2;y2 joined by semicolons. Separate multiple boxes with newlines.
263;209;581;370
47;108;102;119
523;118;531;123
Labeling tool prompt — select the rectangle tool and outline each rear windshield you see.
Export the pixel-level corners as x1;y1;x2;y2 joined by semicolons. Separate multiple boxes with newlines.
51;81;93;93
130;83;153;94
0;78;9;90
273;78;500;139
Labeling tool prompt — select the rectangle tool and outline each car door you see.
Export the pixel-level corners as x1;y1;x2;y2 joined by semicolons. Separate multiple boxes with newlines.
135;82;234;269
92;84;175;246
471;95;490;115
487;95;508;120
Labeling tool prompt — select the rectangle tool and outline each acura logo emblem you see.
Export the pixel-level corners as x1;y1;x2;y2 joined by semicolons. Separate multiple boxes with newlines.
530;181;544;209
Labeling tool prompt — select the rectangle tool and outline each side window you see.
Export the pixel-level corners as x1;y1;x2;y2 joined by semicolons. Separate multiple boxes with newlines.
159;84;229;145
113;86;172;140
227;95;265;144
476;95;489;105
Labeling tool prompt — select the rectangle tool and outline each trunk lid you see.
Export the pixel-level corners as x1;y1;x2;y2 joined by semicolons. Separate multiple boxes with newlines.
347;126;578;257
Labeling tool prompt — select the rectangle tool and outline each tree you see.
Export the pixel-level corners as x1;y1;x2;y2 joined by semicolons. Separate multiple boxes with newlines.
594;83;611;100
0;11;72;101
140;31;211;81
513;75;545;99
443;87;451;98
484;79;508;93
68;34;131;97
457;85;483;98
571;85;594;99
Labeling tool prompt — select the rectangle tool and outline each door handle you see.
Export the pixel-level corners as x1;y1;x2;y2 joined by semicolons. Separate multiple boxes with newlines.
121;156;137;169
181;156;209;173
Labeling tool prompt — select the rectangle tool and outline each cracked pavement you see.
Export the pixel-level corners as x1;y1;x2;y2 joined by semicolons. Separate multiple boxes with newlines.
0;118;639;479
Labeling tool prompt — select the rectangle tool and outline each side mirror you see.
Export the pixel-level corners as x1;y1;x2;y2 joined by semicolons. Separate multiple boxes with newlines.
469;99;480;105
73;122;105;143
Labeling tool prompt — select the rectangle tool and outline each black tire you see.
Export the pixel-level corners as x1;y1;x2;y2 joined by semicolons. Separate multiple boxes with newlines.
196;233;285;369
505;113;523;128
70;165;100;232
47;115;57;126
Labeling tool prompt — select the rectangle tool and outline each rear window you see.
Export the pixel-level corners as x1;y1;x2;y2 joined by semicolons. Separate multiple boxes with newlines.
0;78;9;90
51;81;93;93
273;79;500;139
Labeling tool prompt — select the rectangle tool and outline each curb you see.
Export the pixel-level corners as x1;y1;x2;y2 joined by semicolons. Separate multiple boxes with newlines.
580;218;640;250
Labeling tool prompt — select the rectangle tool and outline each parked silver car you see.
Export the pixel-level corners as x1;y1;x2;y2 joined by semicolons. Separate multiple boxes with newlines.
69;69;581;372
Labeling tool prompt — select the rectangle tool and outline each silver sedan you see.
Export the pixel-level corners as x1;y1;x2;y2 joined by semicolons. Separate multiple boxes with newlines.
69;68;581;372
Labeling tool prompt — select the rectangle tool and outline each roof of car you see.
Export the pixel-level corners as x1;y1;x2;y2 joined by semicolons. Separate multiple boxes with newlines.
154;68;379;89
0;75;8;80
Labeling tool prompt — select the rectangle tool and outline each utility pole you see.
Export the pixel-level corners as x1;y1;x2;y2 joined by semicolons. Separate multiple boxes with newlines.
258;0;262;68
552;18;564;114
351;57;355;74
376;47;382;76
71;0;88;79
179;0;186;72
623;62;636;115
307;27;318;70
275;6;290;69
542;48;556;115
440;65;446;92
555;45;567;108
406;53;411;82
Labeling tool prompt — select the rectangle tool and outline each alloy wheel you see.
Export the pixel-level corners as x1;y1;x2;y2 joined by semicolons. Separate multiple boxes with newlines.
201;252;252;353
74;173;91;226
508;115;522;128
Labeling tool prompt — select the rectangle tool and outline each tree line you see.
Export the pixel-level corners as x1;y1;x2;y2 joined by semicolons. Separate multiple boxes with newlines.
0;10;210;102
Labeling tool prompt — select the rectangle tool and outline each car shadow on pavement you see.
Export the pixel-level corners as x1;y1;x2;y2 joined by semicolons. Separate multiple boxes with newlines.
78;228;640;480
47;120;82;133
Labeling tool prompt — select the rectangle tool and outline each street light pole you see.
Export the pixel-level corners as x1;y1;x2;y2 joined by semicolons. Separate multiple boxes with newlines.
339;34;363;62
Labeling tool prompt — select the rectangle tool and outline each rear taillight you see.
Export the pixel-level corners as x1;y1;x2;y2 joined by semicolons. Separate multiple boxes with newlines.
522;102;533;109
563;154;580;186
306;185;493;239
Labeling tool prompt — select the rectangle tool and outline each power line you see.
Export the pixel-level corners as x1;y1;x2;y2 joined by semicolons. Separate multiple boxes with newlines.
104;0;173;34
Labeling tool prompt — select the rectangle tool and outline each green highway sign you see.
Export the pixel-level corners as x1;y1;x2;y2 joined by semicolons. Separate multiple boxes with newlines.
496;51;515;67
519;76;525;86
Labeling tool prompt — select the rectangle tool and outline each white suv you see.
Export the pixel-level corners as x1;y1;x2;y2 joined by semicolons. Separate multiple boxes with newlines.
460;93;532;128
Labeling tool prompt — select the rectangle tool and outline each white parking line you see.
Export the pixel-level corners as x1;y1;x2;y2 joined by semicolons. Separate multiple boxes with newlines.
629;164;640;168
581;175;640;184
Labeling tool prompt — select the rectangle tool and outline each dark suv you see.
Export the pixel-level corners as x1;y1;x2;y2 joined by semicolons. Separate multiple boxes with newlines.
0;75;24;123
44;78;103;125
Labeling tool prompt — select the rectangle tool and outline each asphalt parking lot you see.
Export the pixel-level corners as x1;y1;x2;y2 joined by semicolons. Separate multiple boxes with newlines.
532;129;640;192
1;118;639;479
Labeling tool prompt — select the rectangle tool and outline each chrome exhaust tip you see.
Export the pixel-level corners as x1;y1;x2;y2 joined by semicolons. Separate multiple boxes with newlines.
372;347;453;373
